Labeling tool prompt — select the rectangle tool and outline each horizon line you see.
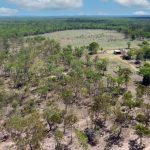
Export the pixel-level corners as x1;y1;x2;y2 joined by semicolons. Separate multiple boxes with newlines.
0;15;150;18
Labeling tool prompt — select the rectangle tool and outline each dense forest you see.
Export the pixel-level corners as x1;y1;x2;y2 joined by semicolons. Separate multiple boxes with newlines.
0;17;150;40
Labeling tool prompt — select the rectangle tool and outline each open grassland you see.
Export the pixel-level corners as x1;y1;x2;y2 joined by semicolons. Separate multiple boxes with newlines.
43;29;143;50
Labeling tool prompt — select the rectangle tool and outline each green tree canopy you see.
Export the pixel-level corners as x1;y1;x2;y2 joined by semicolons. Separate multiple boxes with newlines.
88;42;99;55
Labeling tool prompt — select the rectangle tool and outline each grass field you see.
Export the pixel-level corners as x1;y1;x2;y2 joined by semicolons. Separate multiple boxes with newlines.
43;29;143;50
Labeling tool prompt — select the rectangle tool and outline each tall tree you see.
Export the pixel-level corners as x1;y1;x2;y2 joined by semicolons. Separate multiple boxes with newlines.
43;106;62;131
139;63;150;86
64;113;78;143
6;112;45;150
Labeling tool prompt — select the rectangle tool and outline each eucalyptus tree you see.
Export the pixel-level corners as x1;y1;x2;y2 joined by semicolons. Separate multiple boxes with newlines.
84;68;100;97
21;100;36;116
69;59;84;101
43;106;62;131
89;93;111;129
123;91;135;111
54;129;64;150
135;124;150;146
142;104;150;127
95;58;108;76
6;112;45;150
60;88;74;133
122;68;132;89
127;42;131;49
106;74;116;89
74;47;84;58
116;76;124;91
115;66;132;89
136;84;146;99
61;45;74;69
115;66;125;89
42;39;61;57
61;88;74;112
113;105;127;139
84;53;93;67
64;113;78;143
5;48;32;88
88;42;99;55
48;53;63;76
139;62;150;86
29;58;48;87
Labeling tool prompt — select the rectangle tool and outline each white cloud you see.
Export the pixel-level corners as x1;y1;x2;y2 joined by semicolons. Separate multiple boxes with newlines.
0;7;18;16
8;0;83;10
114;0;150;8
133;11;148;15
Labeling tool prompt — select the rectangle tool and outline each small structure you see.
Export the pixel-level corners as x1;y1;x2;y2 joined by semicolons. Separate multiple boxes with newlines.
114;49;129;56
114;50;122;55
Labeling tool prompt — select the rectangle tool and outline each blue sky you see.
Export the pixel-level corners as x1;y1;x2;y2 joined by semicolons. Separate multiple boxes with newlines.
0;0;150;16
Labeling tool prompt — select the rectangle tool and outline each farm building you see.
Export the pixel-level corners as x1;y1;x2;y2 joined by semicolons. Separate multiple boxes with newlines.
113;50;122;55
114;49;128;55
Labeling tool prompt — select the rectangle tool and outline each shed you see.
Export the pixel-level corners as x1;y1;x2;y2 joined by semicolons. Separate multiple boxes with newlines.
114;50;121;55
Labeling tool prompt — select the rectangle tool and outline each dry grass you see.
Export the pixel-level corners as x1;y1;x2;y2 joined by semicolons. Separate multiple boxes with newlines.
43;29;143;50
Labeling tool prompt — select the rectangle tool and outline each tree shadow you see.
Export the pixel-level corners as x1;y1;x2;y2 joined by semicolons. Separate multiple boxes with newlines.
129;139;145;150
84;128;98;146
55;143;71;150
94;119;110;135
104;130;124;150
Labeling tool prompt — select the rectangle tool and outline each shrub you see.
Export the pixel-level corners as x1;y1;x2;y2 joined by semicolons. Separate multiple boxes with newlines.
88;42;99;55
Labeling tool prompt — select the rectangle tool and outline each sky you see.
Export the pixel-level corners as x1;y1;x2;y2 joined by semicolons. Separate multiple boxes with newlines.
0;0;150;16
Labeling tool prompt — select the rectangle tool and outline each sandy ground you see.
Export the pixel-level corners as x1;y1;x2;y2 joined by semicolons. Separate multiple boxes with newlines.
0;49;149;150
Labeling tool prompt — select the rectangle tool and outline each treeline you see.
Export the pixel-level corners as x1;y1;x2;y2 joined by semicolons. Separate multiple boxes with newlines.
0;17;150;40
